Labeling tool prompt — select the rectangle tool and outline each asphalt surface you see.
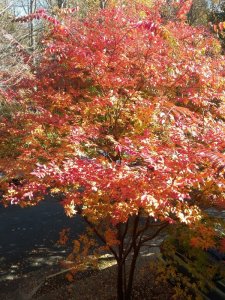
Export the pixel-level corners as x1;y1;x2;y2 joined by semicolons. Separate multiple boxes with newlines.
1;200;224;298
0;196;85;283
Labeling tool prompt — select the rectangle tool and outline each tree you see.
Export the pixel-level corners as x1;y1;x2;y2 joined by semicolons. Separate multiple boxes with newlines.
1;1;225;299
188;0;209;25
0;2;31;90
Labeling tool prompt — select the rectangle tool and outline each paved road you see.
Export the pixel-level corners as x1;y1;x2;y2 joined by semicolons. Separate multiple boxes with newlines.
2;200;224;298
0;196;85;283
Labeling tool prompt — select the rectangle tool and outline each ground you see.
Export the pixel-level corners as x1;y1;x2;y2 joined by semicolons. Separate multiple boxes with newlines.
1;246;173;300
0;196;85;298
3;201;224;298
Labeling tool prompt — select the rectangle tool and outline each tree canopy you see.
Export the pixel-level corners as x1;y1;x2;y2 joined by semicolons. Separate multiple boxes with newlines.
1;1;225;298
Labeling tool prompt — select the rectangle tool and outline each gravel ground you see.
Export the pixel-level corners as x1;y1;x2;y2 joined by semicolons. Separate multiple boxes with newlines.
69;256;174;300
0;231;174;300
0;248;174;300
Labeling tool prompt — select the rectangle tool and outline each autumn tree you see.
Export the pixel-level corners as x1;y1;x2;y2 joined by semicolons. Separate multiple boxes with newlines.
1;1;225;299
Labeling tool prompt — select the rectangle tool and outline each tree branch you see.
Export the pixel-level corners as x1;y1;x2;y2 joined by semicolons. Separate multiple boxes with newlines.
123;214;140;261
77;207;118;260
140;223;168;244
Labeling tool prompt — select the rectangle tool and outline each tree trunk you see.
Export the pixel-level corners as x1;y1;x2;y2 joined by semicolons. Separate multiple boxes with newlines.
117;261;124;300
29;0;36;51
125;249;139;300
100;0;107;9
116;250;140;300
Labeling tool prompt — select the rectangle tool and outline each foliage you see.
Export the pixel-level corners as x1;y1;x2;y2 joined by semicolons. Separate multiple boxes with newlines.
149;259;202;299
1;1;225;298
160;222;225;298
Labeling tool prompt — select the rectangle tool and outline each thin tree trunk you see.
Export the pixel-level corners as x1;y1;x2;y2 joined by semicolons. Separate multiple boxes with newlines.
117;223;125;300
117;261;124;300
124;215;141;299
125;248;139;300
100;0;107;9
29;0;36;52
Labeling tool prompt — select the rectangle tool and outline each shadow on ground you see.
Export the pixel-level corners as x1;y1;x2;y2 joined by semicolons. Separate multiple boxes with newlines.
0;196;85;296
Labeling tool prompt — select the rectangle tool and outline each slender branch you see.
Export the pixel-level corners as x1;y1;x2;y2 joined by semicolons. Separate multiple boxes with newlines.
87;220;118;259
0;2;13;16
141;244;161;247
145;220;168;227
122;218;129;241
77;208;118;260
123;214;140;261
140;223;168;244
135;216;150;237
